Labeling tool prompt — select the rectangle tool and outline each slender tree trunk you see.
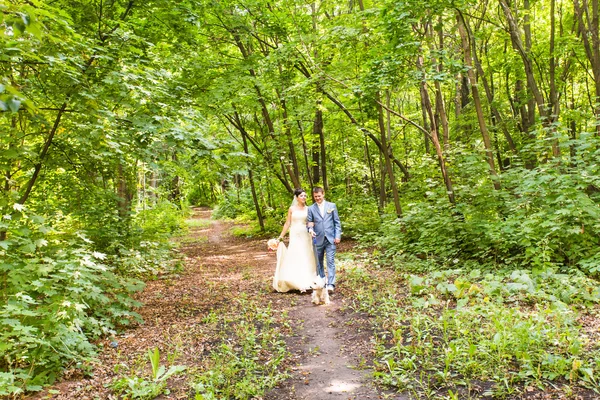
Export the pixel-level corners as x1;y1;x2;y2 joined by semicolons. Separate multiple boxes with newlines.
460;74;470;109
364;138;379;207
319;118;328;191
432;20;450;150
376;93;402;218
312;98;323;185
549;0;561;156
278;92;301;184
569;79;578;164
242;132;264;231
227;111;294;194
457;12;501;189
454;77;463;118
170;153;181;204
420;95;432;154
379;155;386;210
523;0;537;128
417;55;456;204
298;121;314;188
465;18;517;153
574;0;600;136
117;163;132;219
435;84;450;151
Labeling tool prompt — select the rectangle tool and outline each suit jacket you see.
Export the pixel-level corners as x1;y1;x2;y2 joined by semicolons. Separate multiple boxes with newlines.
307;201;342;246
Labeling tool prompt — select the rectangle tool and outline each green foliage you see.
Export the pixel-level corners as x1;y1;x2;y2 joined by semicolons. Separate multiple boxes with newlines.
110;347;186;400
134;201;188;238
374;140;600;272
0;207;144;395
192;298;289;399
335;195;381;238
344;263;600;397
212;189;257;220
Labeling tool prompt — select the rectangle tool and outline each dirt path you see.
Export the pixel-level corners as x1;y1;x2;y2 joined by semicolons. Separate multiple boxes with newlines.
268;301;383;400
29;208;392;399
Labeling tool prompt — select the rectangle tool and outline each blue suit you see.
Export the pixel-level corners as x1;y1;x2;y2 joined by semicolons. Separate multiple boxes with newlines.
307;201;342;287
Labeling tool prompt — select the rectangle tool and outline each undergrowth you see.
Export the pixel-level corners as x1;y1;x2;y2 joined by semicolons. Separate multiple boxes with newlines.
343;259;600;399
191;296;290;399
0;201;185;396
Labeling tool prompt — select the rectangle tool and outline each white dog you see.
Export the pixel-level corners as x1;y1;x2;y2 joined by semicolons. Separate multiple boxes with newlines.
310;276;330;306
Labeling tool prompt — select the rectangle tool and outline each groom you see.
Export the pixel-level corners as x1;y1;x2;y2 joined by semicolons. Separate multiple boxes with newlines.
307;187;342;292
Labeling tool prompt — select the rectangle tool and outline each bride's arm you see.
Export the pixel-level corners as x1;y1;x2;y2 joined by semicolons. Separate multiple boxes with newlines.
278;207;293;240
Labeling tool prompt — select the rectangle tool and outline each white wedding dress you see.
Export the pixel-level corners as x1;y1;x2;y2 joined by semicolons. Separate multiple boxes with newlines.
273;208;317;292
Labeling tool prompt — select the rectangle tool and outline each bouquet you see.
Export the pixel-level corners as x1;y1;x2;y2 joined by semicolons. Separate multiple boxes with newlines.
267;238;280;251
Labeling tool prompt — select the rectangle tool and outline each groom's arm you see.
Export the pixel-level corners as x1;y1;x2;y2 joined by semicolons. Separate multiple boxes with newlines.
307;208;315;235
332;204;342;243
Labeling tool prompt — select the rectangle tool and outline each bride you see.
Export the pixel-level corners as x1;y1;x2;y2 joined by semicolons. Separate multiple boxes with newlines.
273;188;317;292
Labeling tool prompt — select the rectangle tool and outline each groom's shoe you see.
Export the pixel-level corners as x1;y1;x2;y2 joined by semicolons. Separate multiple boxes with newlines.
327;285;334;293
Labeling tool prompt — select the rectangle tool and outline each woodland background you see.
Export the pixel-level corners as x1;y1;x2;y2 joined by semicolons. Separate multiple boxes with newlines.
2;0;600;396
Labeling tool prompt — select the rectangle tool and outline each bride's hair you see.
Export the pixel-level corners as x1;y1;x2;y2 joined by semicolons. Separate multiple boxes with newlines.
293;188;305;197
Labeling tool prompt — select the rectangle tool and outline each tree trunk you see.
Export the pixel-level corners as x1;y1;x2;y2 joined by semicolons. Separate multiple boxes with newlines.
278;92;301;185
242;131;264;231
549;0;561;156
432;20;450;150
574;0;600;136
421;94;432;154
170;153;181;204
457;12;501;189
454;77;463;118
312;98;323;185
523;0;537;128
417;55;456;205
376;92;402;218
379;155;386;210
364;138;379;206
465;18;518;154
319;116;329;191
298;120;314;188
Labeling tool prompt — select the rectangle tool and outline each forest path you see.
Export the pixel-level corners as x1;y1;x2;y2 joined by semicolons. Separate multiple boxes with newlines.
29;207;395;399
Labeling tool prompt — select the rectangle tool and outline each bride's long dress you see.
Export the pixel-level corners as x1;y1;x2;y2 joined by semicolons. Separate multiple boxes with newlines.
273;208;317;292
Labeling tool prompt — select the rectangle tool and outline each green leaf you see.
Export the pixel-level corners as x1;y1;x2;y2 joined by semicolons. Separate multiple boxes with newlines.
6;97;21;112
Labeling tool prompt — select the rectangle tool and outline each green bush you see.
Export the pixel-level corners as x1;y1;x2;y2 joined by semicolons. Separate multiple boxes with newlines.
334;196;380;238
212;189;256;220
134;200;188;237
344;265;600;397
374;148;600;272
0;207;145;395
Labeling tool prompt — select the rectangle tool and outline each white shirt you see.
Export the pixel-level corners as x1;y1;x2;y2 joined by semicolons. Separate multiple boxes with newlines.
318;201;325;217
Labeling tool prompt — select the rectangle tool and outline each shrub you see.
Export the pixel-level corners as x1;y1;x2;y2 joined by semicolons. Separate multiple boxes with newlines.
0;207;145;395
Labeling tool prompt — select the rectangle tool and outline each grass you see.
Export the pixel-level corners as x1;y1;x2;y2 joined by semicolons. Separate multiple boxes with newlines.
108;296;291;399
342;257;600;399
185;219;211;229
191;296;291;399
